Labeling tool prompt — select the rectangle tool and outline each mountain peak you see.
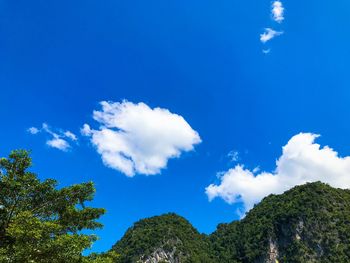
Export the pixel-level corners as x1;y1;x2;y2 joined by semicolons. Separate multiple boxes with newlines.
112;213;212;262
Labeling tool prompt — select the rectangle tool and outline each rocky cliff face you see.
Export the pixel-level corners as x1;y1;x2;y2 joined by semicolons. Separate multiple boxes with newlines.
139;247;179;263
137;238;185;263
266;238;279;263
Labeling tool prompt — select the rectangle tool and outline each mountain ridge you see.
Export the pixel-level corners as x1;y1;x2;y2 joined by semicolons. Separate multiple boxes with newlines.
111;182;350;263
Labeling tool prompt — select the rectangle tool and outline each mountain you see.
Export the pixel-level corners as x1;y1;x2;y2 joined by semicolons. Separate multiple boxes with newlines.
111;182;350;262
112;213;214;263
211;181;350;262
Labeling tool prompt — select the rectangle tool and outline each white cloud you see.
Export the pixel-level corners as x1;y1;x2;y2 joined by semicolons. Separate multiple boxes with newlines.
46;136;70;151
27;123;77;151
262;49;271;54
27;127;40;135
272;1;285;23
42;123;74;151
64;131;78;141
83;100;201;177
252;166;260;173
206;133;350;212
260;28;283;43
228;150;239;162
81;124;93;136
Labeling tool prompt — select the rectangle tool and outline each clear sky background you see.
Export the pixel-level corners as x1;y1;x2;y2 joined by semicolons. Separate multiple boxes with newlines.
1;0;350;253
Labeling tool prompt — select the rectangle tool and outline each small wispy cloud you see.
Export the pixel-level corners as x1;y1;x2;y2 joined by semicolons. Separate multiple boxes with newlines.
64;131;78;141
27;123;77;151
252;166;260;173
47;136;71;151
260;28;283;43
260;1;285;53
27;127;40;135
228;150;239;162
272;1;285;23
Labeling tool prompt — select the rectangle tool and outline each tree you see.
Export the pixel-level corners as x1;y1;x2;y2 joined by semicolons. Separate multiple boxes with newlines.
84;251;120;263
0;150;107;262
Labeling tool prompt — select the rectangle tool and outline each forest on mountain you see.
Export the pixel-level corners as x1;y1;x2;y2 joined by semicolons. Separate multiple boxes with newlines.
1;150;350;263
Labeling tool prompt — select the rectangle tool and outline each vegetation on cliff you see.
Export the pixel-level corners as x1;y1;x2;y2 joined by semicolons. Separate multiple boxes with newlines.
112;213;213;262
113;183;350;262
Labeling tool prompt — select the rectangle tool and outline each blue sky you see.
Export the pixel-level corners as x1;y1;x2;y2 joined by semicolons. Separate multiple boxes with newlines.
2;0;350;253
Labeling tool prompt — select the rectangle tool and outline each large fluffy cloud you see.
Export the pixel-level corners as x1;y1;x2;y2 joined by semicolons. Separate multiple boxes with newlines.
82;101;201;177
206;133;350;212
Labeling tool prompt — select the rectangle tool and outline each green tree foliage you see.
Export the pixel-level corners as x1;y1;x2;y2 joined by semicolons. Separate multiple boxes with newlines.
84;251;120;263
0;150;109;262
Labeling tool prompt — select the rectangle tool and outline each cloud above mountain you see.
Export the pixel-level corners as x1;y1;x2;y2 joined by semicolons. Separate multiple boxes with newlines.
206;133;350;212
82;101;201;177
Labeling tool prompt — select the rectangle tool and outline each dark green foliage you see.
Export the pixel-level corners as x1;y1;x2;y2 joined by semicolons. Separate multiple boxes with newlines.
112;213;214;263
209;222;241;262
86;251;121;263
210;182;350;262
